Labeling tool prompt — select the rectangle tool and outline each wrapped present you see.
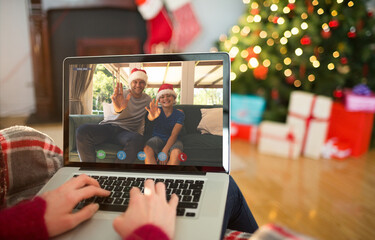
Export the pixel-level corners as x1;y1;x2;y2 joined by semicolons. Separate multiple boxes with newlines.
321;137;351;160
258;121;301;159
231;94;266;125
326;102;374;157
287;91;332;159
345;84;375;113
231;122;258;144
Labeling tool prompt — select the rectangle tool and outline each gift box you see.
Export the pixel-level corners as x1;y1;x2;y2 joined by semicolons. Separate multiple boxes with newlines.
231;94;266;125
231;122;258;144
287;91;332;159
321;137;351;160
345;88;375;113
258;121;301;159
326;102;374;157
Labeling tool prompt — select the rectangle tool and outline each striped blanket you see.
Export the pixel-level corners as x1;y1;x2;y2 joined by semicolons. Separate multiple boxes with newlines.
0;126;63;208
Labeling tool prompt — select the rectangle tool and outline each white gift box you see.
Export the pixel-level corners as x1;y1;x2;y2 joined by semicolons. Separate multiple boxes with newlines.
287;91;332;159
258;121;301;159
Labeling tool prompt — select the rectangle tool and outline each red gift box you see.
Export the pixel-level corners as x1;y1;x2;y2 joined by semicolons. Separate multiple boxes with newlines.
326;102;374;157
231;122;258;144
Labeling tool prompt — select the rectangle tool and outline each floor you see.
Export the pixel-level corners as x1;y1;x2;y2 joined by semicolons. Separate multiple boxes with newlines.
1;122;374;239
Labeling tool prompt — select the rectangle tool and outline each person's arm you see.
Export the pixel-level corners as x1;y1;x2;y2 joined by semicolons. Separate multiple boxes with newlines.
145;98;161;121
0;196;49;240
160;123;183;165
113;179;178;240
0;174;110;239
111;83;132;113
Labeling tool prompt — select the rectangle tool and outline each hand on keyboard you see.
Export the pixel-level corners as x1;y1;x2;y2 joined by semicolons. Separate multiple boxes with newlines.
113;179;179;239
40;174;111;237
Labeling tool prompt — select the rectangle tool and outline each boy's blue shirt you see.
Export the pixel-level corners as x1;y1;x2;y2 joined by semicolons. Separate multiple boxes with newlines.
152;107;185;142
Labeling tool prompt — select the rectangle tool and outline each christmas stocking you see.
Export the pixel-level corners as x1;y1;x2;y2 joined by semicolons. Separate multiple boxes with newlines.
164;0;201;50
136;0;173;53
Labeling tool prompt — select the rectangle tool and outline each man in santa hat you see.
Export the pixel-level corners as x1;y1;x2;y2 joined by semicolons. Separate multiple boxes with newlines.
144;83;185;165
76;68;152;163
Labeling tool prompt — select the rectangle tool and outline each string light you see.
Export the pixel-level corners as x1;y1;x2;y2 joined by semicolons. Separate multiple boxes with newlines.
243;0;250;4
247;15;254;23
267;39;275;46
310;55;317;62
328;63;335;70
295;48;303;56
280;37;288;45
240;64;248;72
251;2;259;8
337;0;343;3
284;69;292;77
294;80;302;87
275;63;283;71
241;50;249;58
301;22;308;30
253;45;262;54
229;47;239;58
241;26;251;36
232;25;240;33
348;1;354;7
284;57;292;65
230;36;239;44
263;59;271;67
289;0;295;3
254;15;262;22
280;46;288;54
277;17;285;25
313;61;320;68
224;40;232;50
312;0;319;6
317;8;324;15
230;72;236;81
284;31;292;38
301;13;308;19
291;27;299;35
333;51;340;58
270;4;278;11
248;58;259;68
259;31;268;38
331;10;338;16
272;32;279;39
283;7;291;14
308;74;315;82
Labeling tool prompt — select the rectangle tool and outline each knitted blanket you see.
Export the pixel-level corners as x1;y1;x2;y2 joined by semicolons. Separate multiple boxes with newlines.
0;126;63;208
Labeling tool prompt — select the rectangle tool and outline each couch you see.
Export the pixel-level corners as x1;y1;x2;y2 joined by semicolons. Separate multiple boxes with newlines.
69;105;223;166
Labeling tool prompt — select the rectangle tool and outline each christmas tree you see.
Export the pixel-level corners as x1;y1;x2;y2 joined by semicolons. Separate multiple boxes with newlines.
219;0;375;121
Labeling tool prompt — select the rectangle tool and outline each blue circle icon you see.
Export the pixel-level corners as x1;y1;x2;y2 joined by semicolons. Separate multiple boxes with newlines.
117;151;126;160
158;152;167;162
137;151;146;161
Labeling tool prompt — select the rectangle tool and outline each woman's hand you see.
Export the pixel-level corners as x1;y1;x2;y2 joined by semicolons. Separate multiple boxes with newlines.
113;180;178;239
41;174;110;237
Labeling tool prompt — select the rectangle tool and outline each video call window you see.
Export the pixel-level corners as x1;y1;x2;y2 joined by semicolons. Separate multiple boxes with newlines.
69;60;224;166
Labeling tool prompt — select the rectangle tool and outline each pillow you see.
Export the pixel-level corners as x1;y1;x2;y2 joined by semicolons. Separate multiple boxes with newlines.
197;108;223;136
102;102;117;121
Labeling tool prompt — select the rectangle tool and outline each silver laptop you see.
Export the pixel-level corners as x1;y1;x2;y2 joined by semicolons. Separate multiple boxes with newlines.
38;52;231;240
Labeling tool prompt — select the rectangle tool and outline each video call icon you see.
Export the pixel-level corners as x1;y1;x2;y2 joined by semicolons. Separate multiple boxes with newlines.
158;152;167;162
96;150;106;160
137;151;146;161
117;151;126;160
179;152;187;162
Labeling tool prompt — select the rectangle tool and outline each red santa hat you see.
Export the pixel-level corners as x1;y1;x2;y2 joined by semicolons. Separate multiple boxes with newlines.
156;83;177;100
128;68;148;85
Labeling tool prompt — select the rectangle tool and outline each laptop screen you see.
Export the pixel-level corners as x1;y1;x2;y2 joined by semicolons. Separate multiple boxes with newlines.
63;53;230;173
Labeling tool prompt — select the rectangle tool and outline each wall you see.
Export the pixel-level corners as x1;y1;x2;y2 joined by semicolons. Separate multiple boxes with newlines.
0;0;245;118
0;0;35;117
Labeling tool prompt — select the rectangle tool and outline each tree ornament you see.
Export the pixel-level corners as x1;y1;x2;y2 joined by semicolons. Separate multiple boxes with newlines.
368;11;373;18
271;89;279;100
300;35;311;45
286;75;296;84
333;88;343;98
347;27;356;38
340;57;348;65
352;83;371;96
329;19;339;29
273;16;279;24
287;3;295;11
246;47;258;60
321;29;331;39
253;65;269;80
251;8;260;15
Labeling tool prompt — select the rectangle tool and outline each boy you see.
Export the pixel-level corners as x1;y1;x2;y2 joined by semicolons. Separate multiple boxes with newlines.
144;84;185;165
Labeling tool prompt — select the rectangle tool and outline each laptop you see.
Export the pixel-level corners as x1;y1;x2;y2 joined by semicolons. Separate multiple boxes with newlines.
38;52;231;240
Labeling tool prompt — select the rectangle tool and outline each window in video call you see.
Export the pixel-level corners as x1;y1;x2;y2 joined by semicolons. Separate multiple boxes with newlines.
69;60;224;167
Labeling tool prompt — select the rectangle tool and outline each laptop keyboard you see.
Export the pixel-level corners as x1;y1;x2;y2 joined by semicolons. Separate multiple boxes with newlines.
74;175;205;217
